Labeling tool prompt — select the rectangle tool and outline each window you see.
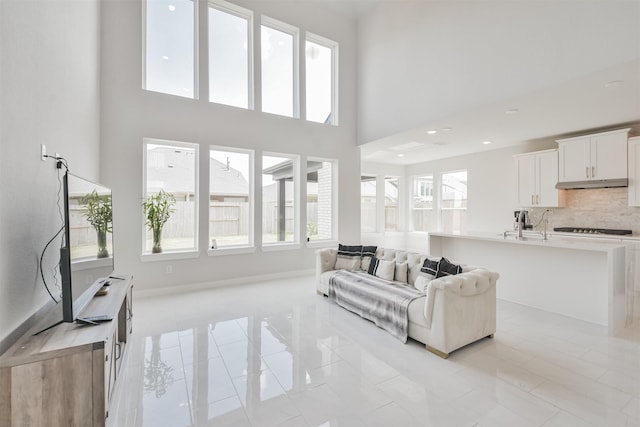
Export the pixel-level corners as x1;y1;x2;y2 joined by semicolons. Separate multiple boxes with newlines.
209;147;253;248
441;170;467;233
411;175;433;232
261;18;299;118
305;34;338;125
143;139;199;253
384;177;399;231
262;154;298;244
144;0;196;98
306;159;336;241
361;176;377;233
208;1;253;108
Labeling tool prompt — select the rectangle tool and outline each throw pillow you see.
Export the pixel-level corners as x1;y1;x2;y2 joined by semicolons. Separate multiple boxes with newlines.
421;257;439;276
334;244;363;270
395;261;408;283
436;257;462;278
360;245;378;271
367;256;380;275
375;259;396;281
414;275;430;292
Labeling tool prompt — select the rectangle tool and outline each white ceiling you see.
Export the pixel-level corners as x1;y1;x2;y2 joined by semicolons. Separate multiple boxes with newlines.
356;1;640;166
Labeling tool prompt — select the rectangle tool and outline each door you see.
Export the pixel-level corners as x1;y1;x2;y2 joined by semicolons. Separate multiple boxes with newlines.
537;151;560;207
558;137;590;182
591;132;627;180
516;154;536;206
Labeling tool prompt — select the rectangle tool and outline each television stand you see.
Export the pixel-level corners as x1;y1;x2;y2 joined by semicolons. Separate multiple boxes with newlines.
0;275;133;426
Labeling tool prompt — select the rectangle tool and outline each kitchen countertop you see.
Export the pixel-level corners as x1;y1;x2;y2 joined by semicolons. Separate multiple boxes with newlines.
428;231;640;252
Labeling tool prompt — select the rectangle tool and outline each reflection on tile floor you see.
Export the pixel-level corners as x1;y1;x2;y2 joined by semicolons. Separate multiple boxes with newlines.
108;275;640;427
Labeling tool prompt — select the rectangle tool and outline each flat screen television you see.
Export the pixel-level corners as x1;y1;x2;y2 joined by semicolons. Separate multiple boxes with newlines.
60;172;115;323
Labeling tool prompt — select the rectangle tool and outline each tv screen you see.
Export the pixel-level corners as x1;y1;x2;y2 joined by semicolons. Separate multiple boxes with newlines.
61;172;115;322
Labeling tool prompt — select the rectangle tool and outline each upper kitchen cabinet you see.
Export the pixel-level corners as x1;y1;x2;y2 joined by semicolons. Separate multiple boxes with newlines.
514;149;565;207
557;128;630;184
628;136;640;206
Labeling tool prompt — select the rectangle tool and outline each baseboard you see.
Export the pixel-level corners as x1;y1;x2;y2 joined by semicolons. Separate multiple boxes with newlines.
0;299;57;355
135;268;315;298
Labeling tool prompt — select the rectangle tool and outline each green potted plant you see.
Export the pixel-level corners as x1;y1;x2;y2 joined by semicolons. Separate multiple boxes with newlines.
81;190;113;258
142;189;176;253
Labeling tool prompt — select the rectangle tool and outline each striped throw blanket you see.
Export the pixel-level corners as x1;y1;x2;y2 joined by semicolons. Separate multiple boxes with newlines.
328;270;423;343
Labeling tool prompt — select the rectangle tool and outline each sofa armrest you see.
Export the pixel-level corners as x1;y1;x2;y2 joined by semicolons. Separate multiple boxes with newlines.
424;269;499;329
315;248;338;294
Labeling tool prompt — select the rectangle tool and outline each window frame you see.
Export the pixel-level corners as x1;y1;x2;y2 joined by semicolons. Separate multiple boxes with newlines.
260;16;300;119
439;169;468;234
304;32;339;126
410;174;434;232
305;157;338;245
207;0;254;109
142;0;199;99
261;151;300;249
141;138;200;259
207;145;255;254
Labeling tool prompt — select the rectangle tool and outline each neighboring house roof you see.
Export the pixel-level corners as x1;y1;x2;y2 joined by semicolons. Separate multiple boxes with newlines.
146;146;249;196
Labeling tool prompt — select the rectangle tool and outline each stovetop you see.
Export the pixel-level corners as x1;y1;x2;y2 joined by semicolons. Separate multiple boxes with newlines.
553;227;633;235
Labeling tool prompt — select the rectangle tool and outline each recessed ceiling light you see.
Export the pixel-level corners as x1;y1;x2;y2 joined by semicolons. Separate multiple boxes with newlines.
427;130;437;135
482;140;492;145
162;55;169;60
397;154;405;158
441;127;452;132
605;80;624;88
505;109;519;115
168;4;176;11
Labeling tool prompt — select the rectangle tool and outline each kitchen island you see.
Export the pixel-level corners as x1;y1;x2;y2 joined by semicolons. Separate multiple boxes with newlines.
429;232;630;336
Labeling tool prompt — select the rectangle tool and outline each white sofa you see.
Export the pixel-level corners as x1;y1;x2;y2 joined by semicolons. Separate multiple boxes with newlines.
316;247;499;358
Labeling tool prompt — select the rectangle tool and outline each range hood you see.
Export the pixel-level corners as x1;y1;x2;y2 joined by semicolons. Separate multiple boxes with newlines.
555;178;628;189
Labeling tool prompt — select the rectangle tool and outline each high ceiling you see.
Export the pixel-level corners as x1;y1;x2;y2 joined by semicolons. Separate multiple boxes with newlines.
355;1;640;166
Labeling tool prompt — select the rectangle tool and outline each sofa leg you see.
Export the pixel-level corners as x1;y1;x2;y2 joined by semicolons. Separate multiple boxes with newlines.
316;291;328;297
488;333;494;339
426;345;449;359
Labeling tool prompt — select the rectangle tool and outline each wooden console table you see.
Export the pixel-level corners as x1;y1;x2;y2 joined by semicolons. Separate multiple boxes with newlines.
0;275;133;427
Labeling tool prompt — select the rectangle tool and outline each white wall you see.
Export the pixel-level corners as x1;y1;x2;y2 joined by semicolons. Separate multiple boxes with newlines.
0;0;101;347
100;0;360;291
357;1;640;144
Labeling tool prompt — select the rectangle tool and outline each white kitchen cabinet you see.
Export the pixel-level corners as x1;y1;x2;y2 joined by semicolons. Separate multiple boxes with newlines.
557;128;629;183
628;136;640;206
514;149;565;207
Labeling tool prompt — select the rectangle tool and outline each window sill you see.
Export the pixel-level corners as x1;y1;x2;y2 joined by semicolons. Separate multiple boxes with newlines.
207;246;256;257
261;243;302;252
140;250;200;262
305;240;337;249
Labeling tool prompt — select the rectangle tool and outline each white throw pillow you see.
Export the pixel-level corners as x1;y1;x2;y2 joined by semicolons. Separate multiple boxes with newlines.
335;255;361;270
375;259;396;281
414;275;431;292
395;261;408;283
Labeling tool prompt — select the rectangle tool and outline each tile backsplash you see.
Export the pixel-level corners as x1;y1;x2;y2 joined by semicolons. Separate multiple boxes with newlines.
528;187;640;234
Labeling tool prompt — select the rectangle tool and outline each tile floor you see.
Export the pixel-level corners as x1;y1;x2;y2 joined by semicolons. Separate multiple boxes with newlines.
108;275;640;427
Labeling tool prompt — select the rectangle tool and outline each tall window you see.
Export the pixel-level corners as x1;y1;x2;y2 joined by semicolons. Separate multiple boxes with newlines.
144;0;196;98
306;159;336;241
143;139;199;253
305;34;338;125
412;175;433;232
361;176;377;233
262;154;298;244
208;1;253;109
384;177;399;231
261;18;298;118
441;170;467;233
209;147;253;248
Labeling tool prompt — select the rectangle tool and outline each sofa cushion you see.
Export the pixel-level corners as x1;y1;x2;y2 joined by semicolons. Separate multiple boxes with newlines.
395;261;408;283
421;257;439;276
368;257;395;281
335;244;362;270
360;245;377;271
436;257;462;278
